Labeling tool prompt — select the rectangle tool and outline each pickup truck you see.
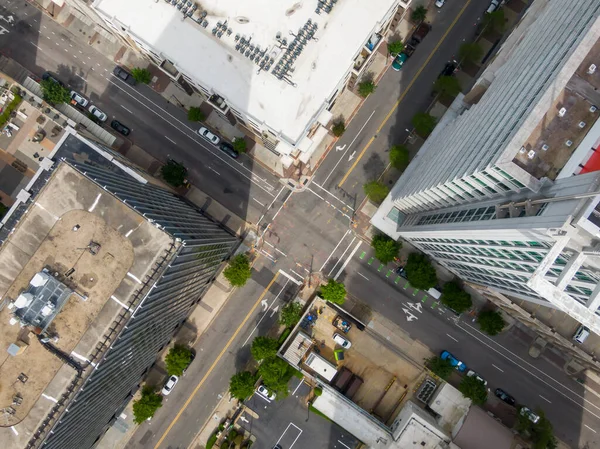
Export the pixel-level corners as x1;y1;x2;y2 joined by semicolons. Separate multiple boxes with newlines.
404;23;432;57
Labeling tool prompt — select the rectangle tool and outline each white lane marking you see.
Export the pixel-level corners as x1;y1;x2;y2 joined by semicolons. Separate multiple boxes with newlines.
111;295;133;312
271;190;292;222
306;187;352;221
338;440;352;449
257;187;285;226
42;393;58;403
275;423;303;449
539;395;552;404
259;249;277;262
357;272;369;281
328;236;357;277
29;41;42;50
242;280;290;346
11;426;18;435
79;50;82;54
127;272;143;284
82;61;86;65
253;198;266;207
311;181;355;211
492;364;504;373
76;74;86;82
88;193;101;212
292;379;304;396
334;240;362;281
275;248;287;256
320;229;351;271
164;136;177;145
446;333;458;342
43;25;47;29
255;393;271;403
208;166;221;176
277;269;302;285
585;424;597;433
319;109;376;184
121;105;133;114
290;269;304;280
74;55;77;59
69;44;73;47
51;31;55;35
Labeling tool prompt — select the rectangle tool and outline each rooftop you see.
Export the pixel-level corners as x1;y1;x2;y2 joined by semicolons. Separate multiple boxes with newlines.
93;0;399;148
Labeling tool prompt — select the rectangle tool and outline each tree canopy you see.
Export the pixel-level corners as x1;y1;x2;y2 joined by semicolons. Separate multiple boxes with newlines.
321;279;346;305
371;234;402;264
187;106;205;122
517;408;557;449
357;80;376;98
131;67;152;84
458;42;484;65
411;113;437;137
459;375;488;405
258;357;293;396
251;336;279;362
279;302;304;328
389;145;410;171
223;254;252;287
411;5;428;23
387;40;404;56
364;181;390;204
132;386;163;424
425;356;453;380
332;121;345;137
433;76;461;97
483;9;505;33
161;160;187;187
229;371;256;400
165;345;193;376
405;253;437;290
40;79;70;105
478;310;506;336
441;281;472;314
233;137;247;153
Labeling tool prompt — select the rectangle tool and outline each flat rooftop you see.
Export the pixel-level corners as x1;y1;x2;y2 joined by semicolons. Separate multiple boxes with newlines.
94;0;398;146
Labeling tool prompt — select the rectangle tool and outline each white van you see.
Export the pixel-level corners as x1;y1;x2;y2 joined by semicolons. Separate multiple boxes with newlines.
427;288;442;300
573;325;590;344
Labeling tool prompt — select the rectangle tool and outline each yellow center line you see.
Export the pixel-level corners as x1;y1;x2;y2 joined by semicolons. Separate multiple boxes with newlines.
153;272;280;449
338;0;474;187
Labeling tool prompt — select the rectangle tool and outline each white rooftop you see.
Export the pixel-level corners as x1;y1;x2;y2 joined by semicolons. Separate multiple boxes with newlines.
94;0;398;148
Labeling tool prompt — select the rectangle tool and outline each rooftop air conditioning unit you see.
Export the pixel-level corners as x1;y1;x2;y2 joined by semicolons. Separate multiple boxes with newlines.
591;105;598;113
558;107;567;117
541;144;549;151
579;121;586;128
565;140;573;147
589;64;597;75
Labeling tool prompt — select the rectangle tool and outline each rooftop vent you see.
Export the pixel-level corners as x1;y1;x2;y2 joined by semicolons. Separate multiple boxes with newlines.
558;107;567;117
236;16;250;24
519;146;526;154
579;121;586;128
589;64;597;75
591;105;598;113
541;144;549;151
566;140;573;147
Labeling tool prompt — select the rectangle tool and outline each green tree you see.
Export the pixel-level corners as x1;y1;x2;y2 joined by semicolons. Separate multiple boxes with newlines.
389;145;410;171
132;386;163;424
233;137;247;153
371;234;402;264
387;40;404;56
187;106;205;122
131;67;152;84
161;160;187;187
364;181;389;204
279;302;304;328
411;5;428;23
314;387;323;397
0;202;7;220
458;42;484;65
405;253;437;290
164;345;193;376
321;279;346;305
425;356;454;380
433;76;461;97
441;281;472;314
259;357;293;396
40;79;70;105
459;375;488;405
332;121;345;137
229;371;256;400
411;113;437;138
223;254;252;287
517;409;557;449
477;310;506;336
251;336;279;362
357;80;376;98
483;9;505;33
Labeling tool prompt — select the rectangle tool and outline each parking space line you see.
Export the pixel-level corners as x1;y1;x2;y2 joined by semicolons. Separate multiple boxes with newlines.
359;251;366;260
275;423;303;449
367;257;374;265
338;440;352;449
357;272;369;281
539;395;552;404
585;424;597;433
292;379;304;396
492;364;504;373
446;333;458;343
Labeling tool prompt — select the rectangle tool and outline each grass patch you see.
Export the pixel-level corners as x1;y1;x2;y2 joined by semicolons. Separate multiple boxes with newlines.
278;328;292;345
0;92;22;128
206;433;218;449
309;405;331;422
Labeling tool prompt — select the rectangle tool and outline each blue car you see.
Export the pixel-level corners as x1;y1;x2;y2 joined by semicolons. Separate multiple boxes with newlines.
440;350;467;372
392;52;408;71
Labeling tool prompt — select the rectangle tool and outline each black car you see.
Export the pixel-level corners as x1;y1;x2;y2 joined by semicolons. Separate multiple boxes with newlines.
439;61;458;78
395;266;407;278
495;388;516;406
219;142;239;159
113;66;137;85
111;120;131;136
42;72;64;87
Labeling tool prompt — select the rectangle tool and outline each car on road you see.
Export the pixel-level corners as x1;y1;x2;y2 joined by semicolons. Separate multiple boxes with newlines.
70;91;89;107
161;375;179;395
256;384;276;401
219;141;239;159
487;0;500;13
435;0;446;7
111;119;131;136
439;61;458;78
88;105;107;122
440;350;467;372
197;127;221;145
395;266;406;277
113;66;137;85
42;72;64;87
494;388;516;406
466;369;487;385
392;53;408;71
520;406;540;424
333;332;352;349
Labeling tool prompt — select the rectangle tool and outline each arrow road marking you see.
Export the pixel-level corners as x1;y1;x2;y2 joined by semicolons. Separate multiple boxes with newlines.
407;302;423;313
336;144;347;152
402;308;418;322
348;151;356;161
270;305;279;317
240;416;249;423
261;299;268;311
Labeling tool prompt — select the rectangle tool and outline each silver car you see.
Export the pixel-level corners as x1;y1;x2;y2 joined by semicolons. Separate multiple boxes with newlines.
70;91;89;107
88;105;107;122
197;127;220;145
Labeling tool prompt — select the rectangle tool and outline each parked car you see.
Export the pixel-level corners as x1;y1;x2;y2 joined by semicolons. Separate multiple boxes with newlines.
466;369;487;386
42;72;64;87
256;384;276;401
161;375;179;395
70;91;89;107
573;325;590;344
439;60;458;78
333;332;352;349
520;406;540;424
435;0;446;7
219;141;239;159
494;388;516;406
88;105;107;122
197;126;220;145
113;66;137;85
487;0;500;13
110;119;131;136
440;350;467;372
392;53;408;71
395;266;406;277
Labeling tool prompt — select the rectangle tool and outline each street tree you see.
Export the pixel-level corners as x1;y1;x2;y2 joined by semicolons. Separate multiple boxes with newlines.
161;160;187;187
131;67;152;84
223;254;252;287
250;336;279;362
459;375;488;405
477;310;506;336
279;302;304;328
433;76;461;97
321;279;346;305
364;181;389;204
371;234;402;264
332;121;345;137
258;357;292;396
387;40;404;56
411;113;437;137
425;356;453;380
483;9;505;33
40;79;70;105
233;137;247;153
357;80;376;98
411;5;428;23
164;345;193;376
517;409;557;449
441;281;472;314
187;106;205;122
229;371;256;400
458;42;484;65
132;386;163;424
389;145;410;171
404;253;437;290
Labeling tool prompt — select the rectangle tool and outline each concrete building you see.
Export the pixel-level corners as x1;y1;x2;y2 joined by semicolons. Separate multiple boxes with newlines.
87;0;409;168
372;0;600;332
0;129;237;449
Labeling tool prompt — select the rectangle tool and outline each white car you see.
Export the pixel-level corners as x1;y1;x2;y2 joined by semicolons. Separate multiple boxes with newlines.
487;0;500;13
70;91;89;107
435;0;446;7
520;406;540;424
197;127;220;145
256;384;276;401
333;332;351;349
88;105;107;122
161;375;179;396
466;369;488;386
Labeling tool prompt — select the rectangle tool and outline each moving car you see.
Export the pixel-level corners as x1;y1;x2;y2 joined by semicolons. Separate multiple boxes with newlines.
494;388;516;406
466;369;487;386
113;66;137;85
88;105;107;122
256;384;276;401
435;0;446;7
333;332;352;349
70;91;89;107
110;119;131;136
219;141;239;159
520;406;540;424
440;350;467;372
161;375;179;395
197;126;220;145
392;53;408;71
42;72;64;87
